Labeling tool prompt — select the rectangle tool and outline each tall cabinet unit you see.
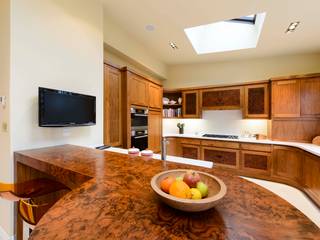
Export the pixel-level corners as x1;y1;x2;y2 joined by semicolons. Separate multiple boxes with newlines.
104;64;122;147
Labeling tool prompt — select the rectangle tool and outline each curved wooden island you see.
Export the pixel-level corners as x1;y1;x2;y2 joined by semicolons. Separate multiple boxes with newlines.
15;145;320;240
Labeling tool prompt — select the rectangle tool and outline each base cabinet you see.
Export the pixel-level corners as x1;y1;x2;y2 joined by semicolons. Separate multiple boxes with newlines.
181;144;200;159
201;147;239;169
303;154;320;203
241;151;271;176
148;110;162;153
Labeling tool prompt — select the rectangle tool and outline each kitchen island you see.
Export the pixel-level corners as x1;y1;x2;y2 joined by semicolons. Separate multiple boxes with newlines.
15;145;320;240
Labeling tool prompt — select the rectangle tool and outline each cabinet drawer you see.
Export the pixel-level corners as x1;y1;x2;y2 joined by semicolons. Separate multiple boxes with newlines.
181;144;200;160
180;138;201;145
201;140;239;149
241;143;271;152
201;147;239;169
241;151;271;176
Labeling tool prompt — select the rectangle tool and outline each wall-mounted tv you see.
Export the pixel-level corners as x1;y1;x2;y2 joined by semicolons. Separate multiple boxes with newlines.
39;87;96;127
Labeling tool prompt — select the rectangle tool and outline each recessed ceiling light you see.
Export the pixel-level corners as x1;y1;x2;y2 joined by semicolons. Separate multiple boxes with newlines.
286;22;300;33
169;42;178;50
145;24;155;32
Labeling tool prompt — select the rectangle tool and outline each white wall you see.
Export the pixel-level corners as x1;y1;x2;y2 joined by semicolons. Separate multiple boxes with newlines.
163;110;268;136
10;0;104;151
103;9;168;80
165;53;320;88
0;0;14;238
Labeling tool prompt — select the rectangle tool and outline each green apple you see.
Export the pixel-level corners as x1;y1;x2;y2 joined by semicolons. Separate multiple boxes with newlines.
196;181;208;198
190;188;202;200
176;176;183;181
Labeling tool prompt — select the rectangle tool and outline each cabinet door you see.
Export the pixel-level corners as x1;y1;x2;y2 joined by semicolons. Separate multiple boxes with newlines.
166;137;181;157
272;80;300;117
148;110;162;153
302;154;320;202
201;87;243;110
201;147;239;169
149;83;162;109
272;146;302;184
129;73;149;106
244;84;269;118
104;64;122;147
300;78;320;117
182;90;200;118
241;151;271;176
181;144;200;159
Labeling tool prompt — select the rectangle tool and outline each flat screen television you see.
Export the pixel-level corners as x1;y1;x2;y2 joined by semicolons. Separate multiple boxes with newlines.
39;87;96;127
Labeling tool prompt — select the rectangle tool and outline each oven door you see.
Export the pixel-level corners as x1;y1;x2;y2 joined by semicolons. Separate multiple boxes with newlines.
131;135;148;150
131;113;148;128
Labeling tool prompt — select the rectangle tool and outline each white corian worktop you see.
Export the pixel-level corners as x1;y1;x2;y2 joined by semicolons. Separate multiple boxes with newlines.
163;133;320;157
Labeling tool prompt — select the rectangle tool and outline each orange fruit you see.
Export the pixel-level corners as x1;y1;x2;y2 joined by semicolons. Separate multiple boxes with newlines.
160;176;175;193
169;180;191;199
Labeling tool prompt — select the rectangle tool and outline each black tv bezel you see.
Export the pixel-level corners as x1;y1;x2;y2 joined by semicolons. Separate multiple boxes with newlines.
38;87;96;127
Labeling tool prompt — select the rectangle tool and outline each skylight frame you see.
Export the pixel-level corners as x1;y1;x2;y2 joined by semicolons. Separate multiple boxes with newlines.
230;14;256;25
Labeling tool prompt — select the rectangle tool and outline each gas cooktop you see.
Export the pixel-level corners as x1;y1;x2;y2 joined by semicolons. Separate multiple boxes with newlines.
202;134;239;140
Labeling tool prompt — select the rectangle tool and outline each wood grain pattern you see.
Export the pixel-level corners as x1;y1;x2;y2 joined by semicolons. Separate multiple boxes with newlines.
201;87;243;110
244;84;270;119
300;78;320;117
181;144;200;159
241;151;271;176
241;143;272;152
148;82;163;109
14;145;320;240
202;147;239;169
148;110;162;153
271;80;300;118
180;138;201;145
128;72;149;106
182;90;200;118
104;64;122;147
303;153;320;205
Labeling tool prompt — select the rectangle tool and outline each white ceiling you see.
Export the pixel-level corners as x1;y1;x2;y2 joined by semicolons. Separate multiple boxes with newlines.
102;0;320;65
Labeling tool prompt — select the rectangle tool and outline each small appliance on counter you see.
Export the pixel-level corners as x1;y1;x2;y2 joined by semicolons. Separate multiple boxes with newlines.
131;107;148;150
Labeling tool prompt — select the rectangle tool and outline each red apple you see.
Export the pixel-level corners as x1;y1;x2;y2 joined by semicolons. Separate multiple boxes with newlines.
183;171;201;188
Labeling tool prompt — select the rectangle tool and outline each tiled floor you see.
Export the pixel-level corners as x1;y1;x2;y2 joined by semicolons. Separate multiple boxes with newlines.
242;176;320;228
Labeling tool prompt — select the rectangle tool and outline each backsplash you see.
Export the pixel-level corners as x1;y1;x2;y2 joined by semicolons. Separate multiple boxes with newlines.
163;110;269;136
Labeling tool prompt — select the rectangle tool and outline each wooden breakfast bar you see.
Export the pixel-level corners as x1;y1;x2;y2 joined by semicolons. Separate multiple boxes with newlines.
14;145;320;240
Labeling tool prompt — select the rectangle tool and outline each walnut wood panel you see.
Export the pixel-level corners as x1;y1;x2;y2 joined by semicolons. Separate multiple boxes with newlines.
180;138;201;145
300;77;320;117
303;153;320;204
165;137;181;157
201;147;239;169
104;64;122;147
201;140;240;149
201;87;243;110
271;80;300;118
148;83;163;109
272;146;302;184
182;90;200;118
241;151;271;176
148;110;162;153
244;84;269;118
241;143;272;152
14;145;320;240
271;119;320;142
181;144;200;159
128;72;149;106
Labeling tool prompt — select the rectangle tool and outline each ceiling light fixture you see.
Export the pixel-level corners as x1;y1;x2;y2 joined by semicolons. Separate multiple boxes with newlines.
169;42;178;50
286;21;300;33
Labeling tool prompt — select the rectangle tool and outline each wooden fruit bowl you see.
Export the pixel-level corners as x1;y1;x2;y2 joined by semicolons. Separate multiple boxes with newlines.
151;169;227;212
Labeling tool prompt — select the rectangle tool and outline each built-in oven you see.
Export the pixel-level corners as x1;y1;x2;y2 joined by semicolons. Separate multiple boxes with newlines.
131;107;148;150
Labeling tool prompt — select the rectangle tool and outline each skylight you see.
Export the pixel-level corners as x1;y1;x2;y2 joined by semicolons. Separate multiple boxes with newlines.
184;13;266;55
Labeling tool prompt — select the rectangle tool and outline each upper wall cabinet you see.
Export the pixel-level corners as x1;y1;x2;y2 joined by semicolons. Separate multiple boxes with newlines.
182;90;200;118
271;79;300;118
148;83;163;109
300;77;320;117
128;72;149;107
201;86;243;110
244;84;269;119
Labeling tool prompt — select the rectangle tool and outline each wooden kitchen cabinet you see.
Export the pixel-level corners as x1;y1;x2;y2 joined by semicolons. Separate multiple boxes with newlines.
128;72;149;106
104;64;122;147
166;137;181;157
181;144;200;159
201;86;243;110
182;90;200;118
201;146;239;169
244;84;269;119
272;146;302;184
302;153;320;203
148;110;162;153
300;77;320;117
271;79;300;118
241;151;271;176
149;83;162;109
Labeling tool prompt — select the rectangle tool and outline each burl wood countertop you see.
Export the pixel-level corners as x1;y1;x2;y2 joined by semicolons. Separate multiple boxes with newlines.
15;145;320;240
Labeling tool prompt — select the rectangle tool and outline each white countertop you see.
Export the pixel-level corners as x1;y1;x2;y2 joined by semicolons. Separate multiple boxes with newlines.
105;147;213;169
163;133;320;157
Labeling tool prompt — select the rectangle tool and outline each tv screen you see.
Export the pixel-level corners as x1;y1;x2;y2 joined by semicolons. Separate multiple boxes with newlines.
39;87;96;127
